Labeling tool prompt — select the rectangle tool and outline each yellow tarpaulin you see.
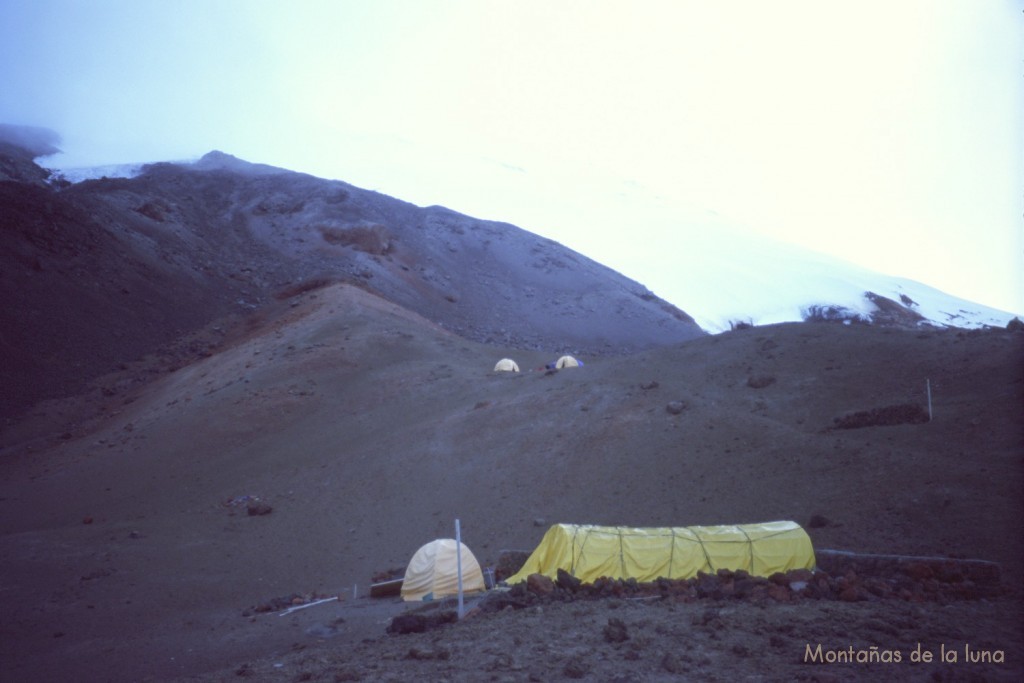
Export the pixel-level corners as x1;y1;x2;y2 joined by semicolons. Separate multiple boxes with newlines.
506;521;815;585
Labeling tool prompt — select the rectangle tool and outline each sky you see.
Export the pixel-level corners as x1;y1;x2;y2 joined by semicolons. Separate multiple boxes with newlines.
2;1;1022;318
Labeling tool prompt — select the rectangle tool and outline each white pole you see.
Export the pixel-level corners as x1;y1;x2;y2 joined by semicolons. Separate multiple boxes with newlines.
455;518;465;619
926;379;932;421
278;596;338;617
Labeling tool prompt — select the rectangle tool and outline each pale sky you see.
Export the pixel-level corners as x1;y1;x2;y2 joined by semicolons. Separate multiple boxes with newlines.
2;1;1021;315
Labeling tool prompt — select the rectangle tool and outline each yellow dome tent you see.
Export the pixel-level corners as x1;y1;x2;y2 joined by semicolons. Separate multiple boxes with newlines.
555;355;580;369
401;539;486;601
493;358;520;372
506;521;815;585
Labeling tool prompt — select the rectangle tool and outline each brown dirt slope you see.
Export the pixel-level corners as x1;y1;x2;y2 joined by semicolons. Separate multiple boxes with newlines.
0;283;1021;682
0;147;704;419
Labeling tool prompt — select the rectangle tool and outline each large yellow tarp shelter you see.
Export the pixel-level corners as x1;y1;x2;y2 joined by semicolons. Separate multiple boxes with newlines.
506;521;815;585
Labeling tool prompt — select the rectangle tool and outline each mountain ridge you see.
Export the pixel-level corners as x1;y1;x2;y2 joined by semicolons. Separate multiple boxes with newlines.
0;144;704;419
43;147;1023;332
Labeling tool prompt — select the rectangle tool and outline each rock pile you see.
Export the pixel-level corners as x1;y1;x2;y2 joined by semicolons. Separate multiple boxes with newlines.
388;558;1004;636
243;592;336;616
477;562;1004;615
831;403;930;429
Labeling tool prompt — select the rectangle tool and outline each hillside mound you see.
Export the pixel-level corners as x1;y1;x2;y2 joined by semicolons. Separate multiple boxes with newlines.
0;284;1020;682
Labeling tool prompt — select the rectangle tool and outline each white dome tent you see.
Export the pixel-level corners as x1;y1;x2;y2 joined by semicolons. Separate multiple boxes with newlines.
400;538;485;602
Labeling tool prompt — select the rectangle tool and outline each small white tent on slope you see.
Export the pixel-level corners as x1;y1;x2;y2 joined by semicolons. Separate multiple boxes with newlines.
400;539;486;602
494;358;520;372
556;355;580;369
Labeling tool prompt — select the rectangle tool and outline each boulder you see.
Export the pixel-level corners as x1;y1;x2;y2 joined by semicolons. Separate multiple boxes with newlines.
526;573;555;596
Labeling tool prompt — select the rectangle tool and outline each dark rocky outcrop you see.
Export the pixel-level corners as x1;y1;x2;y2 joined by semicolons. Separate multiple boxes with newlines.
831;404;930;429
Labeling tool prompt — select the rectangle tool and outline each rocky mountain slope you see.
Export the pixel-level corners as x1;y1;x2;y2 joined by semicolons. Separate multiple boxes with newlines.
0;142;702;419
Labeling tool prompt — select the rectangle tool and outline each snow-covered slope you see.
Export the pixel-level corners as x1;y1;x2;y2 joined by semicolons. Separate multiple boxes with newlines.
528;189;1021;334
673;244;1017;334
45;157;199;183
641;234;1020;333
47;162;153;183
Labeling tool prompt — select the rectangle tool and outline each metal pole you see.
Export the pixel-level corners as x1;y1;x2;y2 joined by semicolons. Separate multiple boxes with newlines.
926;379;932;421
455;518;465;619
